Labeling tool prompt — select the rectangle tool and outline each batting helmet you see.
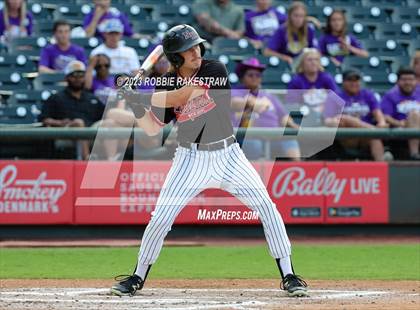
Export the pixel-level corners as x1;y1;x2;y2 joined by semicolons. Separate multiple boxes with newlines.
162;24;206;68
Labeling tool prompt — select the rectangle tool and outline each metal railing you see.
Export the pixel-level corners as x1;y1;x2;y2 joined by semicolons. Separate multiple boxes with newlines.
0;127;419;141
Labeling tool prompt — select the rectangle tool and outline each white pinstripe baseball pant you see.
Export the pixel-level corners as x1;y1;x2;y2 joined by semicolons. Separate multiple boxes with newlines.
137;141;291;265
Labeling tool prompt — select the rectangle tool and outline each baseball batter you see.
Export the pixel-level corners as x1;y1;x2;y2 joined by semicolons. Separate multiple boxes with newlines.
111;24;308;297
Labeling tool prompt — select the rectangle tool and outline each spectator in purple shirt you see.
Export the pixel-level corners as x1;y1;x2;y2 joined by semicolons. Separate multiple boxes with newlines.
0;0;33;44
382;67;420;160
231;58;300;160
264;1;318;65
244;0;286;49
324;69;390;161
39;21;87;74
286;48;338;118
85;53;116;106
83;0;134;39
319;10;368;66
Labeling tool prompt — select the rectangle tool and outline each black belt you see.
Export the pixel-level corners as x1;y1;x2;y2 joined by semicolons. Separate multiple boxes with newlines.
179;135;236;151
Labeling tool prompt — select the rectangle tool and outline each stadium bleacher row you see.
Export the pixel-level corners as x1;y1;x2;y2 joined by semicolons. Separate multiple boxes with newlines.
0;0;419;126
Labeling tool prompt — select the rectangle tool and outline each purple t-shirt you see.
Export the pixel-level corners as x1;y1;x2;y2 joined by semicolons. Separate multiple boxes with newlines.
324;88;379;124
267;23;318;58
245;7;286;44
83;8;133;39
39;44;87;72
319;33;362;62
381;85;420;121
231;86;287;128
91;76;115;105
286;72;338;111
0;10;33;36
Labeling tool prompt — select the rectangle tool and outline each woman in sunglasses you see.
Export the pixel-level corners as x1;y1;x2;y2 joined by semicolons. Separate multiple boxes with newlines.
85;53;115;105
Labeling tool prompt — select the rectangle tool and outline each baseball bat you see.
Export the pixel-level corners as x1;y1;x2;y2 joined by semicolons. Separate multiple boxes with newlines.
116;44;164;88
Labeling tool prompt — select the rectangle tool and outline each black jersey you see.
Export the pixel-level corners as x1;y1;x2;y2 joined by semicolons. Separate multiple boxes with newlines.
151;59;234;144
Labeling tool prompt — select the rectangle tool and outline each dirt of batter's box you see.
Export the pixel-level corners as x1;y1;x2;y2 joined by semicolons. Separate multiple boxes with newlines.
1;279;419;310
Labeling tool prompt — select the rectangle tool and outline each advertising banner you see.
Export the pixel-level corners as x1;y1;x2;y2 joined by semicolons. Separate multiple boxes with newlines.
0;161;74;224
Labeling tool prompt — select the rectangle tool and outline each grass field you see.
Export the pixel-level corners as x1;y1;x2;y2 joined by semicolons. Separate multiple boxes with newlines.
1;244;419;280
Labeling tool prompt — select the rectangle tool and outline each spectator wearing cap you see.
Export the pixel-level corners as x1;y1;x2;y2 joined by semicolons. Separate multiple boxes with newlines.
193;0;244;42
318;10;368;66
0;0;33;44
90;19;140;76
39;20;87;74
324;69;390;161
231;57;300;160
264;1;318;65
244;0;286;49
83;0;133;39
411;51;420;84
382;67;420;160
39;60;104;160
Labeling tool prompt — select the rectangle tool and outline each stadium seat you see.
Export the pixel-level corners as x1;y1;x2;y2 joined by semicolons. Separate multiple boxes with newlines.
346;6;389;24
305;6;331;24
53;4;90;23
205;54;237;73
261;67;289;89
71;37;102;55
28;2;54;21
0;72;30;91
33;20;55;37
315;0;362;9
375;23;418;41
131;20;169;36
406;0;420;7
120;38;155;58
0;54;37;73
341;56;390;74
390;7;420;24
0;104;38;124
348;22;374;40
211;38;257;56
362;72;396;93
33;73;66;91
7;90;54;106
152;4;194;27
361;0;405;9
320;56;339;75
8;37;48;56
254;55;291;72
363;39;408;58
388;56;412;72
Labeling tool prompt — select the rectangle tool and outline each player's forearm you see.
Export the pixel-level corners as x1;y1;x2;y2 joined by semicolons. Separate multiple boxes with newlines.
151;86;206;108
136;111;162;136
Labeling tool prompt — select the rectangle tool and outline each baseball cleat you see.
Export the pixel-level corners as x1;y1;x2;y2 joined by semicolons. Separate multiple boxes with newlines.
281;274;309;297
110;274;144;296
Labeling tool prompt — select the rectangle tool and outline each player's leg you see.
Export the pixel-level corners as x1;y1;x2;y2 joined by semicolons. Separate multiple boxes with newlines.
111;148;210;296
215;143;308;297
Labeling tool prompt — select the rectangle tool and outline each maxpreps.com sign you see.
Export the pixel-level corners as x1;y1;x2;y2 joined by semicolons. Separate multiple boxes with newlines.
265;162;389;224
0;161;73;224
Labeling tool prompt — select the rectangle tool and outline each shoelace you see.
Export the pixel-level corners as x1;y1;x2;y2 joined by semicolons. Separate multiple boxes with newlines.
280;274;307;290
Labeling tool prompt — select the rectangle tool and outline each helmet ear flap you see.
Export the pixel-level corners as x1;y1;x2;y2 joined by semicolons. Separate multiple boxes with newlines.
170;54;184;68
199;43;206;57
